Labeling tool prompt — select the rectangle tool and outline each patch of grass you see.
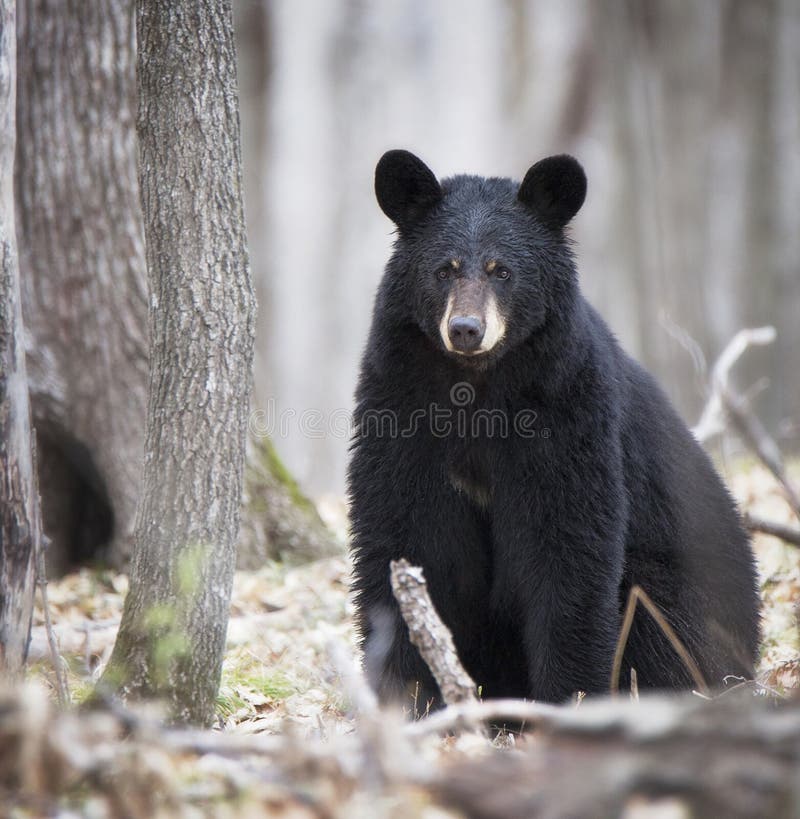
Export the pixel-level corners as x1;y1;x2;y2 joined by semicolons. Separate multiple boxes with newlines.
217;649;297;719
25;658;96;706
222;664;295;699
70;679;96;706
216;687;249;720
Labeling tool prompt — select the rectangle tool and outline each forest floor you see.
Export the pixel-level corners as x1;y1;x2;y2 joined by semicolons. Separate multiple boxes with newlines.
14;460;800;817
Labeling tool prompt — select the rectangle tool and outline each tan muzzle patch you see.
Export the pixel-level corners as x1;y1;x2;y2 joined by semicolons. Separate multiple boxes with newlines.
439;282;506;355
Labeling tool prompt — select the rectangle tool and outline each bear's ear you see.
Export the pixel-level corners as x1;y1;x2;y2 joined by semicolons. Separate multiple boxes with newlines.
375;150;442;231
517;155;586;230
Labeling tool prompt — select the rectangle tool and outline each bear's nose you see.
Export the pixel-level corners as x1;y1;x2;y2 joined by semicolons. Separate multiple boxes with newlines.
448;316;485;353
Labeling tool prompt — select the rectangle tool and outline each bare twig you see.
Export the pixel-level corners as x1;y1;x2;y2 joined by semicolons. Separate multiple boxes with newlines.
659;310;707;379
693;326;800;519
693;326;775;443
743;513;800;547
610;584;709;697
390;559;477;706
34;535;69;707
723;395;800;518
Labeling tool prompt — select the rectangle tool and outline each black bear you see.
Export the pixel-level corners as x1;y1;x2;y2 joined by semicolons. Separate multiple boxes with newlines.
348;149;760;709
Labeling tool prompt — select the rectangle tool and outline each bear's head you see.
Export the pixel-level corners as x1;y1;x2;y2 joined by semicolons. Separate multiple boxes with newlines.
375;150;586;367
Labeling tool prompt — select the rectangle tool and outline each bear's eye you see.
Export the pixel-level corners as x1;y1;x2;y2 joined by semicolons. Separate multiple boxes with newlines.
494;266;510;280
435;266;451;281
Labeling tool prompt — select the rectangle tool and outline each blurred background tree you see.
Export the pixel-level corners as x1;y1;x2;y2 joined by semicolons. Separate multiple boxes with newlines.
16;0;146;573
238;0;799;498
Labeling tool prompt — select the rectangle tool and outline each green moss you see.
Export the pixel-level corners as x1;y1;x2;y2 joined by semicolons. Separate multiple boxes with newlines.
251;436;317;516
176;543;210;596
141;602;178;631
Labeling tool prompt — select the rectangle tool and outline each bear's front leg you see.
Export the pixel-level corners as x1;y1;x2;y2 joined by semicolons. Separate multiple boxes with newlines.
492;458;627;703
349;438;492;714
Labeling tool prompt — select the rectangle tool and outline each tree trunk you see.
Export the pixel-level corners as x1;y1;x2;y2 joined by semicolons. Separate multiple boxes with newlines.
0;0;39;677
15;0;147;573
100;0;256;725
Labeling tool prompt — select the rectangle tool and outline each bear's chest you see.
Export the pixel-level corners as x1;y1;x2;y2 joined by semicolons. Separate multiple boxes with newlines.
446;442;493;511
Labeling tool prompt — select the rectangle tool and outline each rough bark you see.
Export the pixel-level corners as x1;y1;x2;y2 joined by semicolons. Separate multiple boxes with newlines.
15;0;147;573
100;0;256;725
0;0;39;678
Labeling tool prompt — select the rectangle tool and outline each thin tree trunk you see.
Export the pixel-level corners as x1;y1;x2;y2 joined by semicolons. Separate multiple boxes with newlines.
100;0;256;725
0;0;39;677
15;0;147;573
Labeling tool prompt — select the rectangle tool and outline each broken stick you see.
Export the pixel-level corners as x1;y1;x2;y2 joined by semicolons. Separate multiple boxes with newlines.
389;559;477;706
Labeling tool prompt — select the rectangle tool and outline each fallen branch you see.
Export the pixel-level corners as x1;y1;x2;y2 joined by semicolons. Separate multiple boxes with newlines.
390;559;477;706
433;693;800;819
3;681;794;819
405;698;565;738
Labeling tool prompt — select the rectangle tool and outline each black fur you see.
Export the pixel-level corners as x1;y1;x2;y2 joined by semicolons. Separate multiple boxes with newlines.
518;154;586;229
349;151;760;710
375;149;443;232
